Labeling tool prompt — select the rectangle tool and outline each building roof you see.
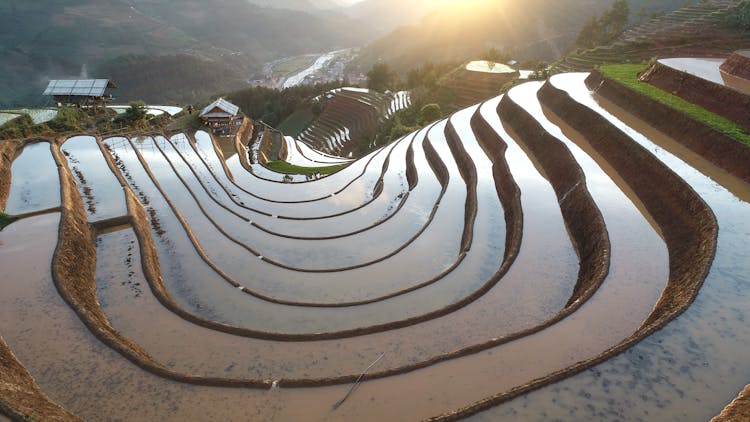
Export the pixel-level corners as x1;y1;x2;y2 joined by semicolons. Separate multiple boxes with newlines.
43;79;116;97
200;98;240;118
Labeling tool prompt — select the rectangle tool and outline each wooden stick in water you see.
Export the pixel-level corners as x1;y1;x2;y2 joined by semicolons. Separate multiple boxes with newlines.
332;352;386;411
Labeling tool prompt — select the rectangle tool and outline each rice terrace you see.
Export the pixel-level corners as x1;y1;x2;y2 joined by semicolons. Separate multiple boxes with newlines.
1;0;750;421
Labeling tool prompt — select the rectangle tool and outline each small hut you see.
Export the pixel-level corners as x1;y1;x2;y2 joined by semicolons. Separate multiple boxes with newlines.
43;79;117;108
199;98;243;136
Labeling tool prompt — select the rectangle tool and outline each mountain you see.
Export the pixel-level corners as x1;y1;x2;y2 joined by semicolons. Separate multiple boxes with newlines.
246;0;344;10
343;0;439;36
0;0;376;107
352;0;696;73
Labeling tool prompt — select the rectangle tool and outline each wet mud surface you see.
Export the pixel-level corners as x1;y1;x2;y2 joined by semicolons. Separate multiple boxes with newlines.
0;67;745;421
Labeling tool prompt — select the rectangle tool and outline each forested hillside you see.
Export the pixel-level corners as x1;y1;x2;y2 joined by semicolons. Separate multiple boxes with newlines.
0;0;375;107
352;0;695;73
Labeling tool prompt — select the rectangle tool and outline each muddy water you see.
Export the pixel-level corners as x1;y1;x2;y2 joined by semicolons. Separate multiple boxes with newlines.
474;73;750;421
193;130;430;238
96;106;581;382
0;213;354;421
104;133;509;333
152;134;422;269
659;57;750;95
225;131;391;202
2;96;678;422
61;136;127;222
3;142;59;215
95;105;581;388
158;134;441;270
214;131;401;215
177;132;412;234
293;138;352;164
200;130;440;238
132;135;462;304
591;92;750;204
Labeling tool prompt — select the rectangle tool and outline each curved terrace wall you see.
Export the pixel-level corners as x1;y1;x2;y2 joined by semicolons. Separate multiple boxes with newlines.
538;80;717;327
0;140;22;211
720;50;750;80
641;61;750;128
586;70;750;184
427;79;719;421
498;95;610;305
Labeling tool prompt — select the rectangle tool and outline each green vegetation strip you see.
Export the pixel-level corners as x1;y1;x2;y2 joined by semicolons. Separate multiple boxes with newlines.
265;160;347;175
599;64;750;146
0;212;16;230
277;108;315;137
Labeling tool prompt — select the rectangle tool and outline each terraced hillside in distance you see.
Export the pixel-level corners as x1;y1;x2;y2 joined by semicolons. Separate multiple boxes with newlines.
1;48;750;422
556;0;749;72
439;61;522;109
297;87;410;157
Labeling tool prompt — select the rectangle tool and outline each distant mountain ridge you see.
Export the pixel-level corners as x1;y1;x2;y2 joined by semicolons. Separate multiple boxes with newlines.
0;0;378;107
353;0;699;73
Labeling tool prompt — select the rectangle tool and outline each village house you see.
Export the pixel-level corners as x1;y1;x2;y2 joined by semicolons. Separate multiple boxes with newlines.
199;98;243;136
43;79;117;109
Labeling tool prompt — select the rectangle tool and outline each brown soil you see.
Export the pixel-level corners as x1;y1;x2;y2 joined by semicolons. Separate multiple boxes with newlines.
641;61;750;129
444;121;478;253
712;384;750;422
498;94;611;307
538;80;717;327
0;140;22;211
586;70;750;184
50;139;271;389
720;50;750;80
470;103;523;287
406;139;417;190
426;82;719;421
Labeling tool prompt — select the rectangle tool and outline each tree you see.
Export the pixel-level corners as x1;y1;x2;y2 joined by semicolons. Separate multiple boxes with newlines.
367;62;396;92
602;0;629;37
574;0;630;50
114;101;148;130
481;48;511;64
575;15;602;49
420;103;442;124
729;0;750;29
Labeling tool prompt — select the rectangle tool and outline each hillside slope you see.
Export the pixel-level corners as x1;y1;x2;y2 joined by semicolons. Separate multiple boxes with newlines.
0;0;376;107
353;0;700;73
556;0;748;71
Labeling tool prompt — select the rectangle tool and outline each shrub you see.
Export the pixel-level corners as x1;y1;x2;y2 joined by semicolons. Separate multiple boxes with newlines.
114;101;148;130
46;107;89;132
420;103;442;124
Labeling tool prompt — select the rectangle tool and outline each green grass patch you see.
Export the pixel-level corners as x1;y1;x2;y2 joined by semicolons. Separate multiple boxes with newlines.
265;160;347;175
0;212;16;230
599;64;750;146
277;108;315;137
166;112;202;132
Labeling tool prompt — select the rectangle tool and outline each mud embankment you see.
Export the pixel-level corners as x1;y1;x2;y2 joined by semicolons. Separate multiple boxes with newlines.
0;336;79;421
712;384;750;422
470;104;523;277
406;139;418;190
426;83;719;422
538;80;717;327
720;51;750;80
498;94;610;307
53;138;273;389
444;121;478;253
641;62;750;129
0;140;22;211
586;70;750;184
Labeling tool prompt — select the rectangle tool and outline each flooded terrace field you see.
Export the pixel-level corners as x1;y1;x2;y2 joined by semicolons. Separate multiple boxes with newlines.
0;67;748;421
